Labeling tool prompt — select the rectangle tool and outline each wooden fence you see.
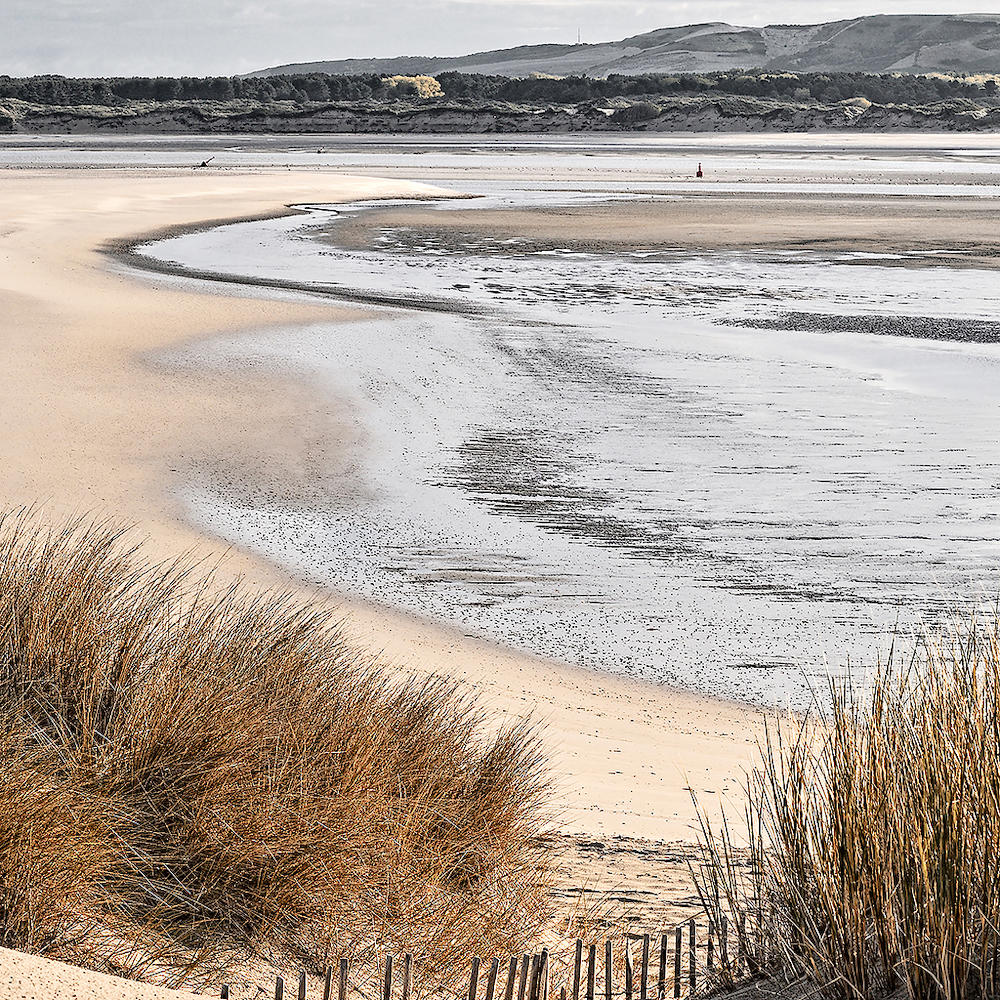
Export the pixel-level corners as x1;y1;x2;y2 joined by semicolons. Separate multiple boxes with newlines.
220;917;752;1000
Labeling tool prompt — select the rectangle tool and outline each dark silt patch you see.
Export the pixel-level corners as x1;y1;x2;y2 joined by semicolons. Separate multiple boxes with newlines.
433;425;890;609
730;311;1000;343
434;426;710;565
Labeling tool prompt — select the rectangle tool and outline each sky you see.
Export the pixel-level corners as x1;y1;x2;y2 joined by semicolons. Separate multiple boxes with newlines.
2;0;999;77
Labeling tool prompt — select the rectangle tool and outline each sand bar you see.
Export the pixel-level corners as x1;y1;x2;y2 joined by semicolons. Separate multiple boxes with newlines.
333;192;1000;264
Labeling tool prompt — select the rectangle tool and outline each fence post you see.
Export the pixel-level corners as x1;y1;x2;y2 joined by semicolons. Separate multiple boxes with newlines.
604;940;612;1000
517;954;530;1000
640;934;650;1000
624;939;633;1000
688;921;696;996
504;956;519;1000
338;958;348;1000
572;939;583;1000
528;955;540;1000
299;970;308;1000
673;928;682;999
541;949;550;1000
220;987;230;1000
385;954;394;1000
275;977;285;1000
323;966;333;1000
657;933;667;1000
403;954;413;1000
470;957;481;1000
485;956;500;1000
586;944;596;1000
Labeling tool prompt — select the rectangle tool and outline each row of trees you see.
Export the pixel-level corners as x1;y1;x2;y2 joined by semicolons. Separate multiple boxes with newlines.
437;70;999;106
0;74;398;105
1;69;996;108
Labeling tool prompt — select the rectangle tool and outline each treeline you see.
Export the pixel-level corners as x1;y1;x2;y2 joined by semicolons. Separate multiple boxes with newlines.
1;69;997;108
0;74;385;104
437;70;999;105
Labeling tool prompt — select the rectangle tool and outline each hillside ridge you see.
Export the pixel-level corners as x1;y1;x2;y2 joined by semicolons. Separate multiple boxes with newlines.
250;13;1000;78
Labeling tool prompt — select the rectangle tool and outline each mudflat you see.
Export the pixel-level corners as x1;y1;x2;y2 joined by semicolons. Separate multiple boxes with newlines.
333;193;1000;265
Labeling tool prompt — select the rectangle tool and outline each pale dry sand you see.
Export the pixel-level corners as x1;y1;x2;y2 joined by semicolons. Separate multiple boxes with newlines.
0;947;200;1000
0;168;759;853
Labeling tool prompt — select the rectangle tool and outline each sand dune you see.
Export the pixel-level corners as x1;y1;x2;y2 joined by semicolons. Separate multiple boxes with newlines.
0;947;198;1000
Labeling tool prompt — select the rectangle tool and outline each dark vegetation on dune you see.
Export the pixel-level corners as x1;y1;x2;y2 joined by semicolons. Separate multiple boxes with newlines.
0;514;550;988
1;69;997;108
3;70;998;134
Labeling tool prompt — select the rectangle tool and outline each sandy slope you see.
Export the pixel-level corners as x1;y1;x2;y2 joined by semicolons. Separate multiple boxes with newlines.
0;947;197;1000
0;168;759;853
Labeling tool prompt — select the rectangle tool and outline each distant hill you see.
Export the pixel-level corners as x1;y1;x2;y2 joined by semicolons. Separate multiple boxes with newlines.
251;14;1000;78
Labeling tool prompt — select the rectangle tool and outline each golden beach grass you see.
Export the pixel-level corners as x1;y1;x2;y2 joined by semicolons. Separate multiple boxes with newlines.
694;617;1000;1000
0;513;551;989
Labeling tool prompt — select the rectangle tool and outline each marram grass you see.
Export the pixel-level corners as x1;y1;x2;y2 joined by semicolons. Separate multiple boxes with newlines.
0;513;551;988
695;618;1000;1000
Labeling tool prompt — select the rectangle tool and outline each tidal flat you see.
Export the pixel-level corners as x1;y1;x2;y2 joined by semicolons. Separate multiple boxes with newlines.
103;134;1000;709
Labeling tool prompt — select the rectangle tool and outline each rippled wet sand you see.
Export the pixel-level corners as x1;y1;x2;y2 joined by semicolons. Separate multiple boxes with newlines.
138;154;1000;708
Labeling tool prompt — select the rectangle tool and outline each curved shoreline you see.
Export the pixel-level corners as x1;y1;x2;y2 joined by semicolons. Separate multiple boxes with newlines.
0;166;759;843
101;196;491;316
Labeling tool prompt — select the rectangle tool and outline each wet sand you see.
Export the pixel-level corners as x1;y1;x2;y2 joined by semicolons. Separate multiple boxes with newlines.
331;193;1000;266
0;167;760;846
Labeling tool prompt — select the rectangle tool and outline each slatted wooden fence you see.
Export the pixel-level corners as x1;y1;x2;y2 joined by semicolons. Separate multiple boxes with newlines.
220;917;753;1000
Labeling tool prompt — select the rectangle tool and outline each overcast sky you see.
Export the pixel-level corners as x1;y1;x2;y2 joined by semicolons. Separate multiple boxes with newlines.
3;0;999;76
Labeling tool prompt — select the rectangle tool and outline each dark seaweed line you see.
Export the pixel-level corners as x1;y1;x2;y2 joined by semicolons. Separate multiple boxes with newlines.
728;311;1000;344
108;244;494;317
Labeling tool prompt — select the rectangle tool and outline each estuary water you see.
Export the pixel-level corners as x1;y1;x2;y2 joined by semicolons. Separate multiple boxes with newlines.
135;149;1000;709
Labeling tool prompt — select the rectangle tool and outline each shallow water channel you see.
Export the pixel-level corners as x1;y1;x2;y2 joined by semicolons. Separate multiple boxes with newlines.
141;176;1000;709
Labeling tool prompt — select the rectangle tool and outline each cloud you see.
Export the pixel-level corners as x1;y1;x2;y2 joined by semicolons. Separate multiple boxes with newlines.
1;0;998;75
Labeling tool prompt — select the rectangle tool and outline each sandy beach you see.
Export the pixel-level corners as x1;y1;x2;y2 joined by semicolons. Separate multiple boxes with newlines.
3;131;1000;999
0;166;760;855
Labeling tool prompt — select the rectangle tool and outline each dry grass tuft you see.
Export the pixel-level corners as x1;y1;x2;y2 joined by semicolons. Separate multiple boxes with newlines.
693;617;1000;1000
0;512;551;989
